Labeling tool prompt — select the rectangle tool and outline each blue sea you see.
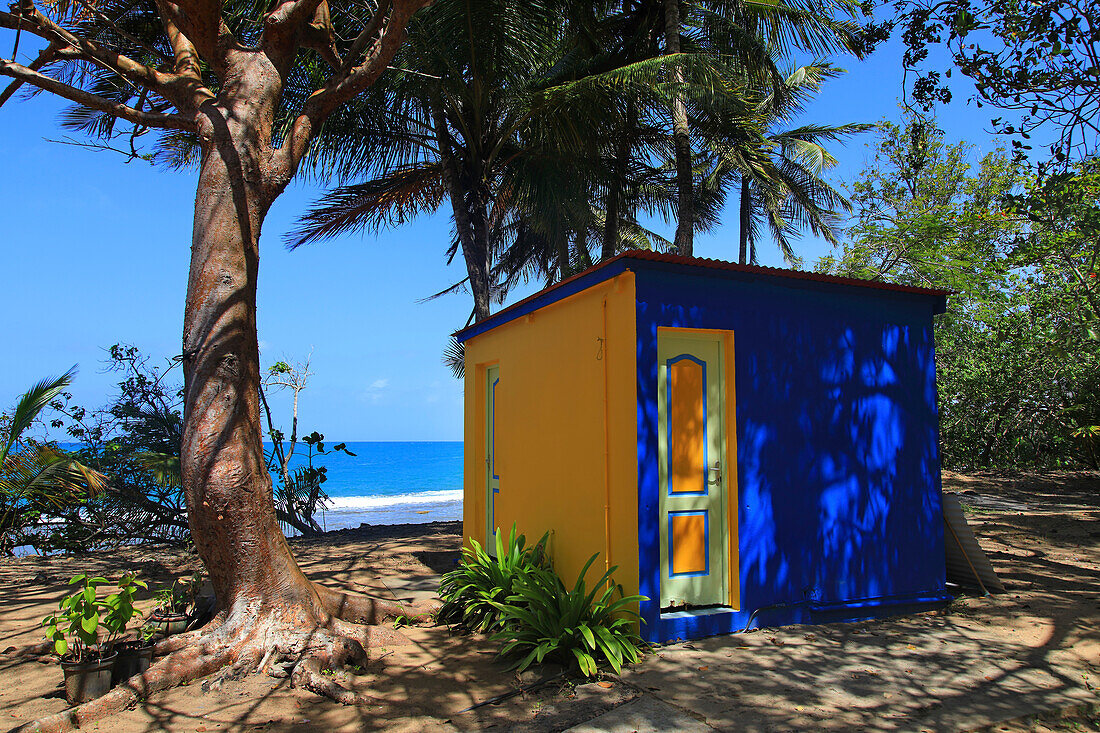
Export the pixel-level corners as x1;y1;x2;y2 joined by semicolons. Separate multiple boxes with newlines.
277;441;463;531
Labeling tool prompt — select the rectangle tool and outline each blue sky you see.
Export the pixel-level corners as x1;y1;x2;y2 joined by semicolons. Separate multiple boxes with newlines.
0;29;1009;441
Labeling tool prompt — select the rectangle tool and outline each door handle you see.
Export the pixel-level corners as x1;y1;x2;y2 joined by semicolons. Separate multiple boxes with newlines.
707;461;722;485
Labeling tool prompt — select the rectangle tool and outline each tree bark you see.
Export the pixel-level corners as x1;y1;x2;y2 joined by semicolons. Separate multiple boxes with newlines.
181;81;328;629
664;0;694;257
603;97;637;261
434;102;492;322
739;174;751;265
7;2;435;728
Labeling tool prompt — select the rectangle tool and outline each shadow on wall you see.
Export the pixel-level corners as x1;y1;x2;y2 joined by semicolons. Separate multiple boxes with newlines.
636;271;946;632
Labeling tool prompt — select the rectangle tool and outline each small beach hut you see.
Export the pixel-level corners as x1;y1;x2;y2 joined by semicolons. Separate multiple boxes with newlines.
455;250;953;644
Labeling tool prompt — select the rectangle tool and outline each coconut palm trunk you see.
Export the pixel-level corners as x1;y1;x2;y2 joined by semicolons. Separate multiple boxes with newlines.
665;0;695;256
739;174;752;264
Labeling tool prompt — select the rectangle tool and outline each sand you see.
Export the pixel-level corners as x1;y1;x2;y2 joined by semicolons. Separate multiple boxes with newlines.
0;471;1097;732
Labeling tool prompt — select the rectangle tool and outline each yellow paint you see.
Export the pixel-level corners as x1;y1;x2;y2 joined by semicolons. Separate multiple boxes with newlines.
463;272;639;602
657;327;740;610
669;359;706;495
670;513;707;575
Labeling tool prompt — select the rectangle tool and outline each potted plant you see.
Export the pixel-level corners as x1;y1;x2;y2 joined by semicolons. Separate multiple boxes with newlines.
106;573;154;684
42;574;124;705
148;573;201;637
112;624;157;684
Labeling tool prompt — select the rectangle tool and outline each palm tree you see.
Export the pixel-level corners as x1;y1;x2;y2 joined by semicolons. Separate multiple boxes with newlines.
660;0;866;255
289;0;589;324
0;368;106;554
696;63;871;265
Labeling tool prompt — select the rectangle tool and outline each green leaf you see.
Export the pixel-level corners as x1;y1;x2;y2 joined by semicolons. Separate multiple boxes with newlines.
81;612;99;635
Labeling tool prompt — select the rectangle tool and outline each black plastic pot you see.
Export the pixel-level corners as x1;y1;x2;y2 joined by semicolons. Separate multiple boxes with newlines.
112;642;154;684
61;652;117;705
149;612;188;636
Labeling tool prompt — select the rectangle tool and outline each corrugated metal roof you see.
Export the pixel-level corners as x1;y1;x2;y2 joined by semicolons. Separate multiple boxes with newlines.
454;249;952;341
622;249;953;297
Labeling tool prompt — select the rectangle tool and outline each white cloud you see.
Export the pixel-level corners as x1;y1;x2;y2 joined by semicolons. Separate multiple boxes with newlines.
360;378;390;404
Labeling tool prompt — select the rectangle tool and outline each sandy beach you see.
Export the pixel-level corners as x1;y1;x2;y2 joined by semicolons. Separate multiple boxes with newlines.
1;471;1097;732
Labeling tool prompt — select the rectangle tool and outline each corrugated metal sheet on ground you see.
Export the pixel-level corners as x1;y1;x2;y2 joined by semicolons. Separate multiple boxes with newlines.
943;493;1006;594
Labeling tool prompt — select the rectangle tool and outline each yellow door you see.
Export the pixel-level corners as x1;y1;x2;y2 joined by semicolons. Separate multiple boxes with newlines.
658;332;730;609
485;365;500;550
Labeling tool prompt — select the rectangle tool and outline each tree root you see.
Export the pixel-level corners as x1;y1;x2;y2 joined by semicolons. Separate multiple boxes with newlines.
15;640;237;733
289;629;385;707
15;601;421;732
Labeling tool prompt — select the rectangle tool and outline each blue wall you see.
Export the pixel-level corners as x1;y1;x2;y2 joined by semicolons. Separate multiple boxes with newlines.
633;262;949;643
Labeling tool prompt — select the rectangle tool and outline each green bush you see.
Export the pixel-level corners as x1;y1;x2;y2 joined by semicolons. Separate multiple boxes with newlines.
42;573;146;662
490;553;646;677
438;525;549;632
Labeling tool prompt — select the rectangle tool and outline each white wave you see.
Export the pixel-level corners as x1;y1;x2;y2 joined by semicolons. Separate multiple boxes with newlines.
323;489;463;511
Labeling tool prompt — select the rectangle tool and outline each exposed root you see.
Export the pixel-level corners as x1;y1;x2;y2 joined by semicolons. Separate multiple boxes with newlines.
292;657;379;706
200;648;263;692
15;596;419;732
15;639;237;733
290;634;384;707
152;612;225;656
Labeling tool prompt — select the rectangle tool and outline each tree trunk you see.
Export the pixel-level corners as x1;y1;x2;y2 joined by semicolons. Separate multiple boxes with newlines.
602;118;632;261
434;103;492;322
665;0;694;257
178;78;405;647
465;187;494;322
601;177;622;262
181;98;326;630
739;174;751;265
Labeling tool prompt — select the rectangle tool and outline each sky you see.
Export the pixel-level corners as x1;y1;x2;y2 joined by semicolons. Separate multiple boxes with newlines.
0;27;1011;442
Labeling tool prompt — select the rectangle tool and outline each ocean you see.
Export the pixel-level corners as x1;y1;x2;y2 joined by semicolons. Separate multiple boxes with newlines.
277;441;463;531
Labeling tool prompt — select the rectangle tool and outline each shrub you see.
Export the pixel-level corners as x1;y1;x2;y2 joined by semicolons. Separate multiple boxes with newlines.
42;573;145;662
490;553;646;677
438;525;549;632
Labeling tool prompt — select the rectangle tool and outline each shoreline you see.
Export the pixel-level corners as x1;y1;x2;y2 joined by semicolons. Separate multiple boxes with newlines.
303;498;462;533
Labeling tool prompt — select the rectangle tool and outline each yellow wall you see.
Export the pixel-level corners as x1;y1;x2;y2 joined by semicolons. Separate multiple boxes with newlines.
462;272;639;598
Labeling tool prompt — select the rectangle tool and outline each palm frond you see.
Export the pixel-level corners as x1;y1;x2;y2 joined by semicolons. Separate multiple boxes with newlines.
1;367;77;466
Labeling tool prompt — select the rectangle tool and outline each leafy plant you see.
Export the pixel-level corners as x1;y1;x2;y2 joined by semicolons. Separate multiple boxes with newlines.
153;573;202;616
438;525;550;632
103;573;148;636
42;573;137;662
490;553;646;678
0;369;107;555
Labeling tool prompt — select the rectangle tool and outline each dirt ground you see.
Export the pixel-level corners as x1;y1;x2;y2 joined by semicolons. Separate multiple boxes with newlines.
0;471;1097;732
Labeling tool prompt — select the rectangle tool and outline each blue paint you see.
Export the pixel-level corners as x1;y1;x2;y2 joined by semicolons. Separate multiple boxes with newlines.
667;510;710;577
665;353;709;497
454;259;632;343
633;261;949;643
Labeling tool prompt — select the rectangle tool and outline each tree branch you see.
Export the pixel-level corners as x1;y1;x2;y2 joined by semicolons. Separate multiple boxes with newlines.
71;0;171;66
151;0;213;111
262;0;333;71
151;0;238;79
273;0;429;185
0;39;55;108
0;6;176;97
341;0;389;73
0;59;195;130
